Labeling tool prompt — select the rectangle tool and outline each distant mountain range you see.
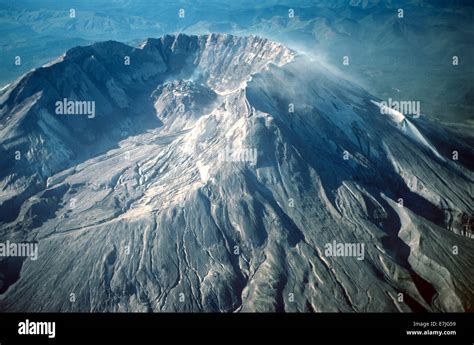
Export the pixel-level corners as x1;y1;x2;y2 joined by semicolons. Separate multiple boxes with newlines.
1;0;473;124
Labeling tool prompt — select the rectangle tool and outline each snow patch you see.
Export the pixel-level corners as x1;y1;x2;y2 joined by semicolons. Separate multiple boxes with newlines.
370;100;405;123
372;100;445;161
196;161;211;183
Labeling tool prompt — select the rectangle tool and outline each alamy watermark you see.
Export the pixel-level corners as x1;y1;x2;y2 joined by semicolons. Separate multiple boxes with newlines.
221;146;257;165
0;240;38;261
18;319;55;339
324;240;365;261
55;98;95;119
380;98;420;118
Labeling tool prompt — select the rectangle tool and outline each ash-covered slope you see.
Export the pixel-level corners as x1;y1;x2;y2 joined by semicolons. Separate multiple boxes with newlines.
0;33;291;222
0;34;472;312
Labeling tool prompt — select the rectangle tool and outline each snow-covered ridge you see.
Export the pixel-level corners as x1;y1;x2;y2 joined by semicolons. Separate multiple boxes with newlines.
371;100;445;161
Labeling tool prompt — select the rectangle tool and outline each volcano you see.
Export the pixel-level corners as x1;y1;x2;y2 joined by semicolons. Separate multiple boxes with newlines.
0;34;472;312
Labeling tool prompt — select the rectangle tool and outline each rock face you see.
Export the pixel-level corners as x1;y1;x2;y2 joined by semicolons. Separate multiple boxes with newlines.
0;34;472;312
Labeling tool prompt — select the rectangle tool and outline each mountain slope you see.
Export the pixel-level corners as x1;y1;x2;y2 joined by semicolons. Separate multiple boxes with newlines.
0;34;472;312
